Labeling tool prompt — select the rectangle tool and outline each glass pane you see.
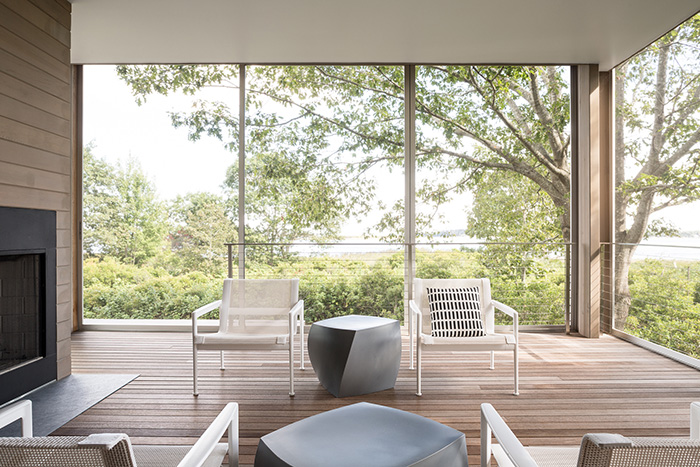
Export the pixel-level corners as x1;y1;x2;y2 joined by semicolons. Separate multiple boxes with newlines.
243;66;405;322
613;14;700;357
414;65;571;325
82;64;240;319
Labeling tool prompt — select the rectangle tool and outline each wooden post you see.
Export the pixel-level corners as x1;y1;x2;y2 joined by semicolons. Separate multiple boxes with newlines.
575;65;612;338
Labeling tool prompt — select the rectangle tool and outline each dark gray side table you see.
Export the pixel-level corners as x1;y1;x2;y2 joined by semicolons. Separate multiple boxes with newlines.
254;402;469;467
307;315;401;397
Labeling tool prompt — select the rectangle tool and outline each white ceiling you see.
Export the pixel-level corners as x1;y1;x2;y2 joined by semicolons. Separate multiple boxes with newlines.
70;0;700;70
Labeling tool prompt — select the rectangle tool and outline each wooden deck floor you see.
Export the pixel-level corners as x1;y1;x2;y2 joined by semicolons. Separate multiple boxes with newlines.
55;330;700;466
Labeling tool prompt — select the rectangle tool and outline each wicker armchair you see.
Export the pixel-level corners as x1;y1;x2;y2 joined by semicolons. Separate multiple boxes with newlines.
480;402;700;467
0;400;238;467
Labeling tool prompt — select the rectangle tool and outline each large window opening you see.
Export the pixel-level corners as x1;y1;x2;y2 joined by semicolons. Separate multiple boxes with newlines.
81;64;571;327
612;13;700;359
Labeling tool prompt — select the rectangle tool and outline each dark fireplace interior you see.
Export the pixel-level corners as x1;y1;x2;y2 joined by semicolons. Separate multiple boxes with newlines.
0;254;45;374
0;207;56;405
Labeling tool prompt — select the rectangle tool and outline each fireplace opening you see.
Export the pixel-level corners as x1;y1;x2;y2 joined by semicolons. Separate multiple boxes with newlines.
0;253;45;374
0;206;56;405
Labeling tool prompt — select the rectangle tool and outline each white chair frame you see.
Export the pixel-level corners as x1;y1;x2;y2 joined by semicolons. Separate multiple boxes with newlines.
192;278;305;397
480;402;700;467
409;278;519;396
0;399;239;467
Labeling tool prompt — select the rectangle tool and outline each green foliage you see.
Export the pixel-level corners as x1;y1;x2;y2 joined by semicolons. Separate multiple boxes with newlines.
624;258;700;359
84;249;568;326
167;192;237;275
83;147;168;265
83;258;222;320
116;64;570;247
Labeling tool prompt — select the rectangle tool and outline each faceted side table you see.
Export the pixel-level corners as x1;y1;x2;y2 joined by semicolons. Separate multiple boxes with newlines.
254;402;469;467
307;315;401;397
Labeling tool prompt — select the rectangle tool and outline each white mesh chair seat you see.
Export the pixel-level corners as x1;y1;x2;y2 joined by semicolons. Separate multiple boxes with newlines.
420;333;516;347
192;278;305;396
196;332;289;346
409;278;519;396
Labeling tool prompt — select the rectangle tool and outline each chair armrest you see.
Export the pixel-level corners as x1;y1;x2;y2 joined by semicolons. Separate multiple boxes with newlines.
692;401;700;439
0;400;32;436
192;300;222;338
580;433;632;448
409;300;422;338
493;300;518;342
480;403;537;467
178;402;239;467
78;433;130;449
288;300;304;320
492;300;517;318
288;300;304;334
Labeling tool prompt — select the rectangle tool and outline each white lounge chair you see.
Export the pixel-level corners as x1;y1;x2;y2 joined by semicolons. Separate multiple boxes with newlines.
409;278;519;396
0;399;238;467
480;402;700;466
192;278;305;396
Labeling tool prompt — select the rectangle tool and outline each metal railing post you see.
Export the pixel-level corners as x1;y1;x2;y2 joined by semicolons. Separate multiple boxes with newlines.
565;243;571;334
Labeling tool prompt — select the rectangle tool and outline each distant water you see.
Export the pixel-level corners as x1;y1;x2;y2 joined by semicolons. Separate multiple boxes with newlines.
633;237;700;261
287;236;700;261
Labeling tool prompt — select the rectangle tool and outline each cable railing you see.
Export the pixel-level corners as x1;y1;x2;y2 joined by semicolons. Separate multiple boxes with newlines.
602;241;700;360
225;241;571;326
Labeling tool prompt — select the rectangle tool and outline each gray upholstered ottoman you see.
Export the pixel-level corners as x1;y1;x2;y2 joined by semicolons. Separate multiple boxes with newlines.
254;402;468;467
307;315;401;397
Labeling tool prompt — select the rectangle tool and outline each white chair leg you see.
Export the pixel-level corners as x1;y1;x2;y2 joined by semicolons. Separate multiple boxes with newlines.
513;345;519;396
193;346;199;396
490;351;495;370
416;345;422;396
300;317;305;370
691;401;700;439
289;342;295;397
220;351;225;370
409;309;414;370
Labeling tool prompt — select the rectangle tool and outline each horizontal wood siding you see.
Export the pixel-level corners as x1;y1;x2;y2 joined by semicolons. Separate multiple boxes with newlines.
58;331;700;466
0;0;72;379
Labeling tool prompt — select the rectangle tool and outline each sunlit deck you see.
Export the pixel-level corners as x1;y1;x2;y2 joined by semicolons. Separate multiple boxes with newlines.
55;330;700;466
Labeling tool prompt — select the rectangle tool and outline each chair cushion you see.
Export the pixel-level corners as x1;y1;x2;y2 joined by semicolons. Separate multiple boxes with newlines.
426;287;485;338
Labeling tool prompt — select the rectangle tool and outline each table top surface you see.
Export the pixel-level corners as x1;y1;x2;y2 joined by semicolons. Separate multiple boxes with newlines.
311;314;398;331
257;402;465;467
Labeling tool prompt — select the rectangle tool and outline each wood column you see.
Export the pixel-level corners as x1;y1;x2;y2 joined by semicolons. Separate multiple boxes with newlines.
72;65;83;332
575;65;613;338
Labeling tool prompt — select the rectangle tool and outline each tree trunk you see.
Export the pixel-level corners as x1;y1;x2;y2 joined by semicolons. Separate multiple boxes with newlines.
612;42;670;331
613;243;636;330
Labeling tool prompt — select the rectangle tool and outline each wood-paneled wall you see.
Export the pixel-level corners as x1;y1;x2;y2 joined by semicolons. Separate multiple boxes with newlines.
0;0;72;379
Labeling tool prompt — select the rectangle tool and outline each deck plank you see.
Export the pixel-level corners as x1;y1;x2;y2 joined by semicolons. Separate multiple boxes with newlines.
55;331;700;466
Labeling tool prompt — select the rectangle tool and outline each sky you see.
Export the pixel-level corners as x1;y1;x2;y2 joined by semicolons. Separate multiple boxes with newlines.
83;66;236;199
82;65;700;237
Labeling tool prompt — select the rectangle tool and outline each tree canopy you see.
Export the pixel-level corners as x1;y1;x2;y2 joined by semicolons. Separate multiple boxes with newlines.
83;146;167;265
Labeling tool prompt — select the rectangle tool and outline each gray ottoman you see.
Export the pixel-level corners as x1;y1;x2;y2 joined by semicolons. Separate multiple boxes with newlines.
308;315;401;397
254;402;468;467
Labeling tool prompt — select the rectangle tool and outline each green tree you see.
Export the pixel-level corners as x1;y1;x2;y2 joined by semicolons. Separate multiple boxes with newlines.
117;65;569;243
467;170;565;282
168;192;237;275
614;16;700;329
83;147;167;265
